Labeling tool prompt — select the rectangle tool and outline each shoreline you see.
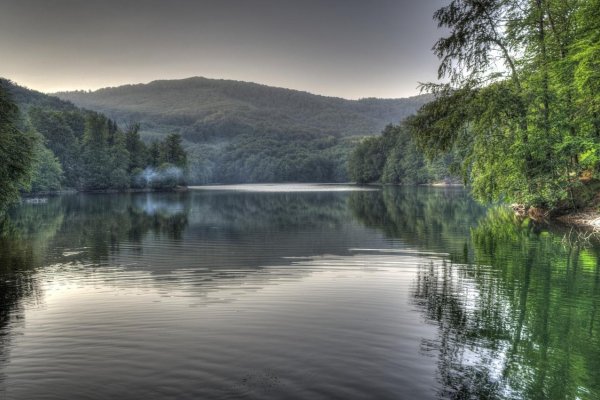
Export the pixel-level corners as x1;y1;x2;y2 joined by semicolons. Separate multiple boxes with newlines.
21;186;189;198
555;211;600;230
512;204;600;231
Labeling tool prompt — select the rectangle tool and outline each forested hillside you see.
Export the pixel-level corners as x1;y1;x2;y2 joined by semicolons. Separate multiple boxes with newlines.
2;79;188;195
55;77;430;139
348;125;458;185
55;77;430;183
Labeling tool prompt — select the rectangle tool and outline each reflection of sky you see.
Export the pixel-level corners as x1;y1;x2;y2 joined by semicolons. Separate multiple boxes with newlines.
190;184;379;192
5;253;442;399
3;188;598;399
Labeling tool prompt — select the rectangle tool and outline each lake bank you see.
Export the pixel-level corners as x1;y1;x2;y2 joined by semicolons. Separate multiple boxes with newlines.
512;203;600;231
21;186;189;198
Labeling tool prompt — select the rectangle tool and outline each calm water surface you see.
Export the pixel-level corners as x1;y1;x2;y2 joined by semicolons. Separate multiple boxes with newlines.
1;186;599;399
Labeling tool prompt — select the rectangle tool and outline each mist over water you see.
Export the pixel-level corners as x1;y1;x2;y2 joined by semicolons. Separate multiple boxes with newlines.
0;186;599;399
133;166;184;188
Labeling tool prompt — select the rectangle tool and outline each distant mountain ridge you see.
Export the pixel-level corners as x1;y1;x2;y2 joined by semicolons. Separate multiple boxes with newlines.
54;77;431;140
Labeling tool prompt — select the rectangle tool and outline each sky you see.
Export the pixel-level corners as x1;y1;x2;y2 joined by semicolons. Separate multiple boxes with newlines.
0;0;446;99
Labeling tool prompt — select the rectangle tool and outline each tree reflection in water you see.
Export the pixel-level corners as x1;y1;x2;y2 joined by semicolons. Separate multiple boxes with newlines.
0;193;190;384
349;188;600;399
1;188;599;399
411;210;600;399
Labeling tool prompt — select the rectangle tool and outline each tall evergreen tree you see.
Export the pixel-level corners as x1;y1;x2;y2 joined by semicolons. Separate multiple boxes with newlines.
161;133;187;168
80;113;113;190
124;123;147;172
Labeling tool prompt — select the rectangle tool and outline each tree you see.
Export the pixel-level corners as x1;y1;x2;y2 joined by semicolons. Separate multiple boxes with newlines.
148;141;161;167
28;107;81;187
161;133;187;168
348;136;386;183
79;114;134;190
124;123;147;172
0;81;36;209
408;0;600;210
348;124;453;185
30;141;63;192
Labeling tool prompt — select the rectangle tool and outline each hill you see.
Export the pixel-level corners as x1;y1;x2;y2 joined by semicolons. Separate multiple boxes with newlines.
53;77;430;184
9;80;81;113
55;77;430;141
2;79;188;192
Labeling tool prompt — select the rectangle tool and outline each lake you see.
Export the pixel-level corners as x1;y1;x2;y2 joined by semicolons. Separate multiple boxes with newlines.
1;185;599;399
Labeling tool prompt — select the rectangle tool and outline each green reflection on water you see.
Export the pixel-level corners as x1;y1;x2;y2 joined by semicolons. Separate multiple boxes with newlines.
0;188;599;399
352;188;600;399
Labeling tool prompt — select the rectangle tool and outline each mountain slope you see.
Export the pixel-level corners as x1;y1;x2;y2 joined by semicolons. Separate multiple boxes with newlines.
7;79;81;113
43;77;433;184
55;77;430;141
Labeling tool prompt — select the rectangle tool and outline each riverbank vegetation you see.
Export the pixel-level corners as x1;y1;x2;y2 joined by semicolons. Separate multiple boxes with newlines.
347;124;458;184
0;79;189;212
54;78;431;185
407;0;600;213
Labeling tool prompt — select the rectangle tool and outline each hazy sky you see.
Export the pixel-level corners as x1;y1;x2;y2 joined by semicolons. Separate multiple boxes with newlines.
0;0;446;99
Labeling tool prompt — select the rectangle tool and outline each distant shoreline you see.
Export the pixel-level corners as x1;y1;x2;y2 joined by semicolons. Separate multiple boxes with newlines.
21;186;189;198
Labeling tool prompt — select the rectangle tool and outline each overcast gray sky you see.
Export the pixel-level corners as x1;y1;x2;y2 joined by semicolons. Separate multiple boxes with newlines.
0;0;446;98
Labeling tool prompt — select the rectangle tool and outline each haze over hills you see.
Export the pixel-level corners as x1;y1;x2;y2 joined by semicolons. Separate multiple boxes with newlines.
54;77;430;141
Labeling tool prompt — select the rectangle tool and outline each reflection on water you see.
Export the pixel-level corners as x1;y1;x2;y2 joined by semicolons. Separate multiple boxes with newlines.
0;187;599;399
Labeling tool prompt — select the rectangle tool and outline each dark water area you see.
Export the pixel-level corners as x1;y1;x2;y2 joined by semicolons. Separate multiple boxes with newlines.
0;186;599;399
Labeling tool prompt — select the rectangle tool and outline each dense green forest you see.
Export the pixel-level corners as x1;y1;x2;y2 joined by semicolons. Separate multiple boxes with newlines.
348;124;458;184
0;77;430;210
0;81;36;207
408;0;600;212
55;77;430;139
55;77;430;183
0;79;188;209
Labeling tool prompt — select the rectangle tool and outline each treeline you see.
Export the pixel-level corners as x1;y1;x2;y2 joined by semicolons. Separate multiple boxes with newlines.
348;124;456;184
0;79;188;210
54;77;431;184
188;131;355;184
29;109;188;192
407;0;600;211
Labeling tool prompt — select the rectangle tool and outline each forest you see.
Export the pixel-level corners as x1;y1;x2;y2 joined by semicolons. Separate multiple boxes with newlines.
0;78;188;208
406;0;600;212
3;0;599;214
55;77;430;184
347;124;458;185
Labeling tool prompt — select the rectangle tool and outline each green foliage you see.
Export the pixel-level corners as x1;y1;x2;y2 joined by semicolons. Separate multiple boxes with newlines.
55;77;430;139
185;131;354;183
30;141;63;192
148;141;161;168
0;80;36;210
348;136;386;183
348;124;455;184
160;133;187;168
53;77;431;184
124;123;148;172
409;0;600;210
28;107;83;187
1;80;190;193
79;114;187;191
